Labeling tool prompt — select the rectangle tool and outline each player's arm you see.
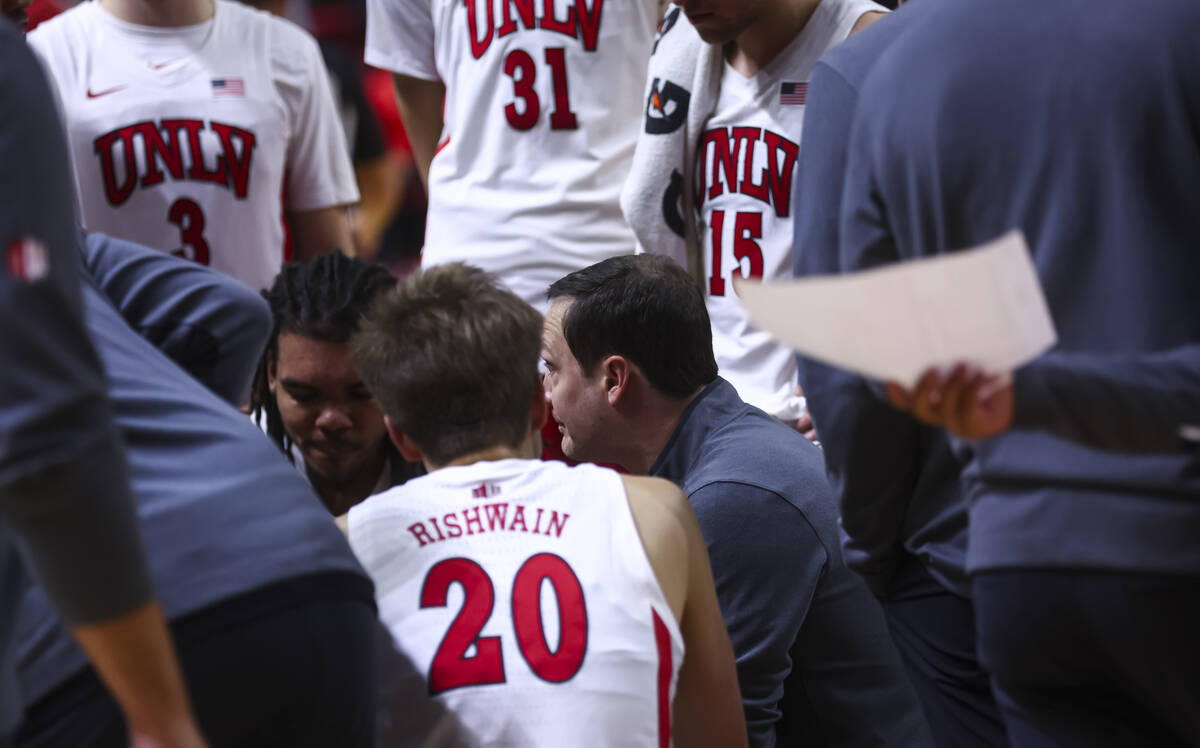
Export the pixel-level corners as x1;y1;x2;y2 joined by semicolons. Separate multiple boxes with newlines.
390;73;445;189
351;153;403;261
80;231;272;405
288;205;355;262
623;476;747;748
0;28;205;747
279;27;359;262
888;346;1200;452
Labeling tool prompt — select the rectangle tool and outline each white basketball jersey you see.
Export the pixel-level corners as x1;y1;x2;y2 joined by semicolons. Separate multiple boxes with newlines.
699;0;884;419
28;0;359;291
365;0;659;311
349;459;684;747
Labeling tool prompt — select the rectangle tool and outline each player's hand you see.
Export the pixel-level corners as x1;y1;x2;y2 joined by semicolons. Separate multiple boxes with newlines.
792;412;819;443
2;0;33;29
885;363;1015;441
786;384;819;443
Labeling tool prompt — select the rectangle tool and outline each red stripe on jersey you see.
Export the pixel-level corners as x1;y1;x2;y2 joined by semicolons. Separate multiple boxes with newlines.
433;135;452;159
653;608;672;748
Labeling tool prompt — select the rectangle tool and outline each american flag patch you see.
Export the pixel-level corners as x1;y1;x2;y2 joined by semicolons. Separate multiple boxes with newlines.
780;81;808;106
471;483;501;499
4;236;49;282
212;78;245;98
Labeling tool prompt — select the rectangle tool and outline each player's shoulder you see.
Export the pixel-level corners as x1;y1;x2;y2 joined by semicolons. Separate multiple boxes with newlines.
26;1;94;59
211;0;321;64
620;475;692;528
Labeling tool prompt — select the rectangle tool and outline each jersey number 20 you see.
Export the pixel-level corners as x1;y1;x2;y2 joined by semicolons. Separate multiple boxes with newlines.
420;553;588;694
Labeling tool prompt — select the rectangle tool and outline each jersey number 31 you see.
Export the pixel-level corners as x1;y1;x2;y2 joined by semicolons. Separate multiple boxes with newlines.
420;552;588;694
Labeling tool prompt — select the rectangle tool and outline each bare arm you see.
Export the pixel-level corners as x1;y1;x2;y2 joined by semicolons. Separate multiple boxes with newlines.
288;205;354;262
350;154;404;261
390;73;445;188
623;476;747;748
850;10;888;34
72;604;206;748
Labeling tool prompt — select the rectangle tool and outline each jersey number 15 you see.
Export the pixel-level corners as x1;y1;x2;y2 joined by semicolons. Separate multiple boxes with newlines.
421;552;588;694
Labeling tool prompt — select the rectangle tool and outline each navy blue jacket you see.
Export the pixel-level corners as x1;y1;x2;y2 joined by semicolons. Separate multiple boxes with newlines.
14;234;369;706
1014;347;1200;454
650;379;929;748
841;0;1200;574
0;28;151;738
791;0;969;598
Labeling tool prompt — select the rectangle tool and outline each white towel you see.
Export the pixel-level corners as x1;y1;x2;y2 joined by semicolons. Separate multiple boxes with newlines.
619;6;723;280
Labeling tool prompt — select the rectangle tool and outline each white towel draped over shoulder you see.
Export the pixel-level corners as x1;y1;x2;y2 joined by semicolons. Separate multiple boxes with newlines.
619;6;724;280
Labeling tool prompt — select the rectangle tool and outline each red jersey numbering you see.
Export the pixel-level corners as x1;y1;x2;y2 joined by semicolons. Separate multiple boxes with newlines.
420;553;588;694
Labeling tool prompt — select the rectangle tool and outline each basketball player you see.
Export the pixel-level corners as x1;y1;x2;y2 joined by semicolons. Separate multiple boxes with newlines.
543;255;931;747
362;0;660;310
0;26;205;748
27;0;359;291
347;263;747;747
251;252;423;517
623;0;884;426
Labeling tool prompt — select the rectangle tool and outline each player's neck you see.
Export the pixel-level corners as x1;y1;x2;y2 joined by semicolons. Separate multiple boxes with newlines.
435;441;537;472
726;0;821;77
100;0;215;27
307;446;388;517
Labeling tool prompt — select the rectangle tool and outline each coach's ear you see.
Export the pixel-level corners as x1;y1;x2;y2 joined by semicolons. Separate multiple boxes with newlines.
384;416;425;464
600;354;633;406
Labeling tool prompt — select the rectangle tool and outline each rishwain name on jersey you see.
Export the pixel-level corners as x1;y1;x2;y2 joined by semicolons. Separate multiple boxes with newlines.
93;119;257;207
464;0;605;57
407;501;571;547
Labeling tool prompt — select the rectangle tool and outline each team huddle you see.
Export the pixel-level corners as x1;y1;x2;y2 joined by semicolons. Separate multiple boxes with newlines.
3;0;1200;746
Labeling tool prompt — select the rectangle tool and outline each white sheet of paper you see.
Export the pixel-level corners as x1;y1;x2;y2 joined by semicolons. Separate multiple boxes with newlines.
734;230;1057;388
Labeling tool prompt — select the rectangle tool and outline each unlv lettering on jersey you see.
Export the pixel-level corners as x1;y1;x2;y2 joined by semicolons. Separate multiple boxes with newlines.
93;119;258;207
466;0;606;58
698;127;799;218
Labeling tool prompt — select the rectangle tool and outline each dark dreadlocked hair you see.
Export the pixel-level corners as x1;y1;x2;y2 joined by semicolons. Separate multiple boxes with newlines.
250;251;399;463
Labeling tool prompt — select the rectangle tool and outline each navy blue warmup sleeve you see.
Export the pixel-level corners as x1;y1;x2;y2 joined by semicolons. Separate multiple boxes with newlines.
0;26;154;736
1013;346;1200;453
81;232;272;405
689;482;821;746
793;60;917;594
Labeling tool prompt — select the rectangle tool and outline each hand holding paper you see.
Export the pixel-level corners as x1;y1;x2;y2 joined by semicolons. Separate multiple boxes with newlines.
735;230;1057;389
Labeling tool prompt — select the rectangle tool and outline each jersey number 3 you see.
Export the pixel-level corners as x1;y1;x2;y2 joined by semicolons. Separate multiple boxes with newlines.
167;198;211;265
420;553;588;694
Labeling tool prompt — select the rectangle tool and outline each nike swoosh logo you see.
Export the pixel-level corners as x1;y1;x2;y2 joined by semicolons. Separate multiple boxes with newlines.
86;85;127;99
149;58;184;70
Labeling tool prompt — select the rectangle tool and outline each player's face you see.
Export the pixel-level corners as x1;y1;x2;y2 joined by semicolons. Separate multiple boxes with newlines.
541;299;613;462
675;0;770;45
268;333;388;484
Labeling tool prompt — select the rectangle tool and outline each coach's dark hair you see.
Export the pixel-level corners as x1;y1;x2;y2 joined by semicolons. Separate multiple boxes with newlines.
547;255;717;398
352;263;543;466
250;251;397;460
